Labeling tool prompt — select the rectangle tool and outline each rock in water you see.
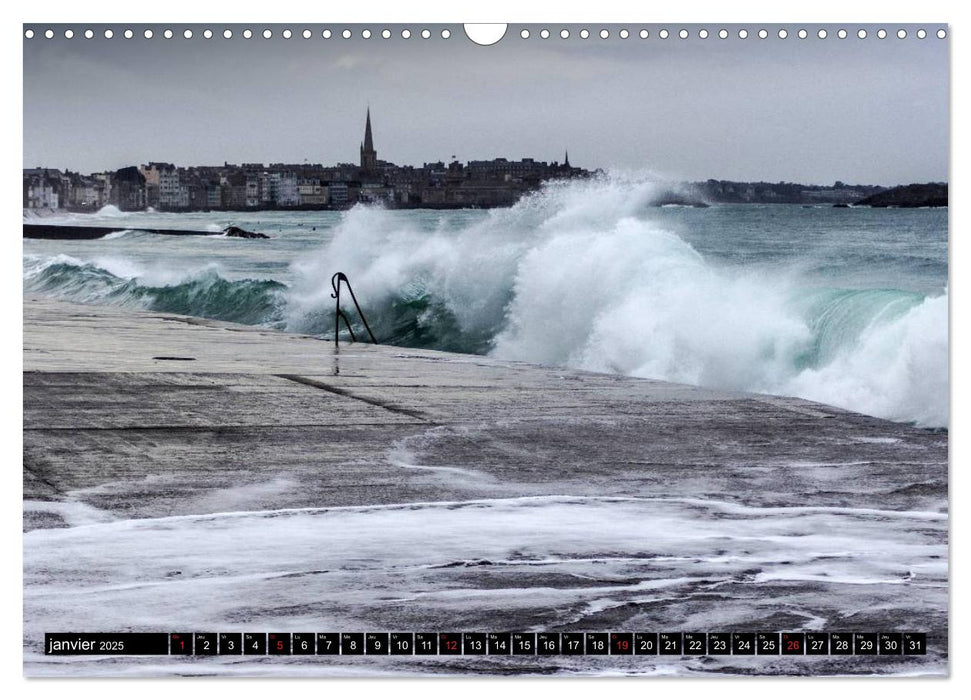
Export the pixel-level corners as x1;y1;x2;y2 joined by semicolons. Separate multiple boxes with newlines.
223;225;269;239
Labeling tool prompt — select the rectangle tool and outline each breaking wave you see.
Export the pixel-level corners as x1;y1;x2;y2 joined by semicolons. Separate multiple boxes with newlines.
286;178;948;428
23;254;287;327
24;176;948;427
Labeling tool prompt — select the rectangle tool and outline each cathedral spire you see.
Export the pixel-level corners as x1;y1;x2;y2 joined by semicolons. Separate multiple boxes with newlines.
564;149;570;168
364;107;374;152
360;107;377;172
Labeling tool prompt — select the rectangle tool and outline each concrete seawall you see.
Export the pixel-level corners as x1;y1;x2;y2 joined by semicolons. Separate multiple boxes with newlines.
22;297;948;676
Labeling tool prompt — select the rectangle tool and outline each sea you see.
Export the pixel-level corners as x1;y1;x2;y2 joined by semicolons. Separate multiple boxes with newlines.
23;174;949;429
22;174;950;677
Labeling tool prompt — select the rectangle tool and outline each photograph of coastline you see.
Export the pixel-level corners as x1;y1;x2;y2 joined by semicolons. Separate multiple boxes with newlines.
23;23;948;676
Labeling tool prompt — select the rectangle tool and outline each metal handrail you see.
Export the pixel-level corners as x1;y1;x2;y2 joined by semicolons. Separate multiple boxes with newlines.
330;272;378;347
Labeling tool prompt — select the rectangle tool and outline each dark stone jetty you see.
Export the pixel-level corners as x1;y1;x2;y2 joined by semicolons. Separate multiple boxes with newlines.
24;224;269;240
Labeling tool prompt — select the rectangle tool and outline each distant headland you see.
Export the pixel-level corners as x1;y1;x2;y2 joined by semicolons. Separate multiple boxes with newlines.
852;183;948;208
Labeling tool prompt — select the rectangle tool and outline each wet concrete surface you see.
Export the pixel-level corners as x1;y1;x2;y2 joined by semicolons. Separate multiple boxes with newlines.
22;297;948;676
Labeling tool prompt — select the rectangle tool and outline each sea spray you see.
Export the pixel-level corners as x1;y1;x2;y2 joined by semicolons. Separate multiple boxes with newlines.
286;203;536;352
784;293;947;427
286;176;947;427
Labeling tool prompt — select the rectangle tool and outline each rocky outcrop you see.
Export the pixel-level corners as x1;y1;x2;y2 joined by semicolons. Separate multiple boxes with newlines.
854;183;947;208
223;226;269;239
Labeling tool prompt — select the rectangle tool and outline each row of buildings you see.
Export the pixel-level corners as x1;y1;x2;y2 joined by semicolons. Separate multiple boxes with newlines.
693;179;886;205
24;110;590;213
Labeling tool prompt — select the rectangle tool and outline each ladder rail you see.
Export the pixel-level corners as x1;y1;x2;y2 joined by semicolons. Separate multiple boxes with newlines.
330;272;378;346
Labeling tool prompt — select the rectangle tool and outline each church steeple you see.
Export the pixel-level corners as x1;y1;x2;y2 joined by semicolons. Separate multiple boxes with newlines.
564;149;570;168
360;107;377;172
364;108;374;152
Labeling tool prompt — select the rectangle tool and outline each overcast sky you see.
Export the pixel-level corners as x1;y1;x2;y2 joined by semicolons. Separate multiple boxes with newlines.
23;23;948;185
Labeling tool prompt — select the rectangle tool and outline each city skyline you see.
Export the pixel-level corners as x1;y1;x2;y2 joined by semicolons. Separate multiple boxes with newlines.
26;107;908;216
24;110;584;178
21;104;945;191
23;108;595;212
24;24;948;185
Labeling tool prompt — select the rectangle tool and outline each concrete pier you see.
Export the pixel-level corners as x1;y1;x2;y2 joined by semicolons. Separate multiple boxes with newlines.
22;297;948;676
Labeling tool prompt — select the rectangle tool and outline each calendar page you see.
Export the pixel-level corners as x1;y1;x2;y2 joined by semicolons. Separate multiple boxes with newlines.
22;17;949;679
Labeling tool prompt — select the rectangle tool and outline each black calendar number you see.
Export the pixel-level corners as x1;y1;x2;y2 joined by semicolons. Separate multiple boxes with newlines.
878;633;902;655
464;633;487;655
488;633;511;655
415;632;438;655
732;633;755;655
903;633;926;655
830;633;853;655
341;633;364;656
193;633;217;656
366;633;389;655
585;633;609;655
854;632;878;655
390;633;414;655
243;633;266;655
757;632;780;655
659;632;682;656
683;632;706;655
562;633;584;655
707;633;731;655
292;633;314;655
634;633;658;655
537;633;560;655
218;633;242;655
316;633;340;655
512;633;536;655
806;632;828;655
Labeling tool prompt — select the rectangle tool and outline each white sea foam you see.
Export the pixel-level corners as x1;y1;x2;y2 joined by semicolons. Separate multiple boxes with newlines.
24;494;946;675
784;293;948;427
23;499;117;527
24;252;231;291
99;229;134;240
287;176;947;427
95;204;125;217
22;253;87;278
22;495;943;677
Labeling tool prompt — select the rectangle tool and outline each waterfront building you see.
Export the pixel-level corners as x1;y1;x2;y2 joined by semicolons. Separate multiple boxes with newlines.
297;177;328;206
139;162;189;210
23;168;61;209
328;182;349;206
275;172;300;207
108;166;146;211
205;182;222;208
69;177;105;209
